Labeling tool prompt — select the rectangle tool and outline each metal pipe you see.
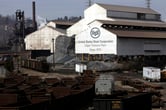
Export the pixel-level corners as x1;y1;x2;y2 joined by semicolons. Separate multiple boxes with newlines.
52;38;55;65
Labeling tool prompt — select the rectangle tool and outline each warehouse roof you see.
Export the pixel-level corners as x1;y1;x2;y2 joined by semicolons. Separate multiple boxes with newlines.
106;29;166;39
98;19;166;28
26;25;66;37
47;26;66;34
51;20;76;26
97;19;166;38
97;3;160;15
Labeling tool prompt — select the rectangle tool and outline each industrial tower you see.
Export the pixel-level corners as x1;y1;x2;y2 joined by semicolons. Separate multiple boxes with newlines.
146;0;151;8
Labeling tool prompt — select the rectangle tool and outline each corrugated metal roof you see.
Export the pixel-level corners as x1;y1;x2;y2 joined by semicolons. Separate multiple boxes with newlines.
107;29;166;38
51;20;75;26
97;3;160;14
98;19;166;28
26;25;66;36
47;26;66;34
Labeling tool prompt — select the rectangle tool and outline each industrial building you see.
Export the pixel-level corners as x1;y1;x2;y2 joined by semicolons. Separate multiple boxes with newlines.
24;21;74;58
68;3;166;56
24;3;166;67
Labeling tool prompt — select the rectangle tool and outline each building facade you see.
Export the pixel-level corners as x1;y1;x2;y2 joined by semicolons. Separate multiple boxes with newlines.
24;21;74;58
72;3;166;56
25;26;65;53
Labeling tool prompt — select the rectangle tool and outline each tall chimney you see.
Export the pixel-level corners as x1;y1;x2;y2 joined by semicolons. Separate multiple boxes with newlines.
32;1;37;30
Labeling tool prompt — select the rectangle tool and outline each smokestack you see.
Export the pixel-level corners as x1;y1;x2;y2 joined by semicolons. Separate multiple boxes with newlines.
32;1;37;30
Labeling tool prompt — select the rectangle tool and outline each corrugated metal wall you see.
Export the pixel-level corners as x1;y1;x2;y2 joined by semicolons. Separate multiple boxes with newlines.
117;38;166;56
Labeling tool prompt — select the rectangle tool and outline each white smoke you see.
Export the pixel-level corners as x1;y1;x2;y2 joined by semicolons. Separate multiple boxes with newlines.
36;15;47;29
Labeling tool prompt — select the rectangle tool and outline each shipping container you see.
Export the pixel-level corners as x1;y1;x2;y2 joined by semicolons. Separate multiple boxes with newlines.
143;67;161;81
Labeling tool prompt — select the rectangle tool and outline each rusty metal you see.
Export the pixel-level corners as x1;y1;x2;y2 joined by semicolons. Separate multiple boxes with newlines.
0;94;18;106
121;77;163;91
44;78;60;86
21;59;49;72
26;76;42;85
61;77;78;88
94;92;152;110
0;70;96;110
120;76;163;108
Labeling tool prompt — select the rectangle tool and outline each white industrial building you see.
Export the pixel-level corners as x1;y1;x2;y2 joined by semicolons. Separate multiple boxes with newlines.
68;3;166;56
24;2;166;61
25;26;65;52
25;21;74;58
67;3;113;36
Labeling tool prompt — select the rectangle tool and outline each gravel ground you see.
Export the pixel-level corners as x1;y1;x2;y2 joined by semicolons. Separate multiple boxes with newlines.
20;68;78;79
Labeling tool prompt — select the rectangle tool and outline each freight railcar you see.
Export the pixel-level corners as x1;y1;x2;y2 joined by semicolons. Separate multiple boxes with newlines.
21;59;49;72
93;92;152;110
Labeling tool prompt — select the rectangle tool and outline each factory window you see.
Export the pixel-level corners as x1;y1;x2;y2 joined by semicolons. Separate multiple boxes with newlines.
145;14;161;21
144;43;161;52
137;13;145;20
107;10;137;19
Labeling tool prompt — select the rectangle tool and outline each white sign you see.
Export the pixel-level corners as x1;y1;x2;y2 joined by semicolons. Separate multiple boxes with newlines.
75;27;117;54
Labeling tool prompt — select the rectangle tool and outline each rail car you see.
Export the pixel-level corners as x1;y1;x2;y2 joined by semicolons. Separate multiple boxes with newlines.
21;59;49;72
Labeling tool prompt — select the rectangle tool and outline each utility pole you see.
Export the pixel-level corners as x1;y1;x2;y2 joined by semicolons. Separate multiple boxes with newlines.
52;38;55;65
146;0;151;8
87;0;93;7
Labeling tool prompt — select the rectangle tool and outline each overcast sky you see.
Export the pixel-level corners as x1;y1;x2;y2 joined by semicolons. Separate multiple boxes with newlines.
0;0;166;20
